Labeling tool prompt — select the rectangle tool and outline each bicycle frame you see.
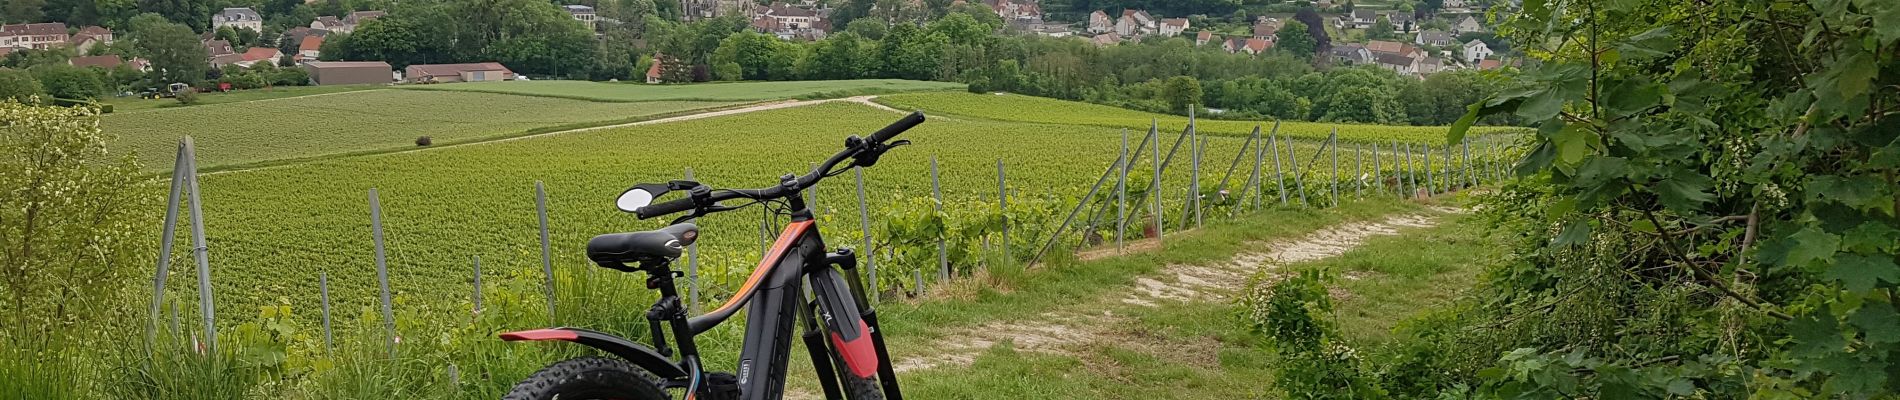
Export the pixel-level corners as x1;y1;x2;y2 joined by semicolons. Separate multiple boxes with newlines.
501;192;904;400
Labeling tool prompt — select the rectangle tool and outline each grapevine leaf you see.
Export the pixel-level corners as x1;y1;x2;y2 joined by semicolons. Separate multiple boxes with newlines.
1789;314;1845;355
1841;222;1900;253
1552;123;1592;166
1604;78;1664;118
1808;174;1893;214
1819;353;1887;397
1848;303;1900;344
1877;1;1900;44
1826;254;1899;293
1835;51;1876;100
1784;227;1841;268
1655;169;1714;213
1554;219;1591;247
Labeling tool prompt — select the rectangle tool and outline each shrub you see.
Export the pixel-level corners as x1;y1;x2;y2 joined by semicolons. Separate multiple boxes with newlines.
415;136;432;146
174;89;199;105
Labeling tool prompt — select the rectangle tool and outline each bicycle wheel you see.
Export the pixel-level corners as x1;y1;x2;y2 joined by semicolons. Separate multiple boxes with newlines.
503;356;669;400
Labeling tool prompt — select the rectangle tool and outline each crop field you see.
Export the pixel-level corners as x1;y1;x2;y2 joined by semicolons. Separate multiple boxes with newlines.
874;92;1520;143
100;84;383;112
104;90;737;169
160;100;1511;333
404;79;966;102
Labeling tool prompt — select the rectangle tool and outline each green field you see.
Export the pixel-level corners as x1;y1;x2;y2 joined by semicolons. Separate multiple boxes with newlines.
875;92;1515;143
404;79;965;102
105;90;737;169
100;84;384;112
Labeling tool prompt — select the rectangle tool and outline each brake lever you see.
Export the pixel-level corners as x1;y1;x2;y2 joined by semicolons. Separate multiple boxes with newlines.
851;140;911;168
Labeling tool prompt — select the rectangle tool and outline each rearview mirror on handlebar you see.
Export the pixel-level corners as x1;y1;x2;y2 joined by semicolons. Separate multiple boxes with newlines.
616;184;668;212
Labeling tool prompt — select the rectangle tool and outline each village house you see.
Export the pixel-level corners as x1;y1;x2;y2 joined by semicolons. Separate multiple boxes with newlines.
69;26;112;53
1415;29;1455;47
1417;56;1445;75
213;7;264;32
203;39;235;58
69;55;123;69
1090;32;1121;46
1477;59;1503;70
0;23;69;50
1195;30;1217;46
1114;10;1156;36
682;0;754;21
1330;43;1373;65
304;61;393;85
405;62;515;83
311;11;385;34
751;3;829;40
1087;10;1113;33
298;35;324;61
1158;18;1189;37
1336;9;1377;29
1453;15;1483;33
983;0;1043;21
235;47;281;67
1463;39;1493;63
1222;37;1244;53
1252;17;1281;40
1389;13;1416;33
1241;38;1273;55
564;5;598;30
1373;52;1419;76
1443;0;1468;10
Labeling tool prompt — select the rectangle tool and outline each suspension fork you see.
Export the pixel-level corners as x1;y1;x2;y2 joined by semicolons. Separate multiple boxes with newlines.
826;249;904;400
799;277;847;400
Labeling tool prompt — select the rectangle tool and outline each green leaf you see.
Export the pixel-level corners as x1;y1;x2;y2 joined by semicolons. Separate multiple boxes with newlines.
1835;51;1876;99
1552;123;1591;166
1655;170;1714;213
1666;378;1695;395
1848;303;1900;344
1447;101;1483;146
1808;174;1893;214
1841;222;1900;253
1516;89;1568;122
1554;219;1591;247
1784;227;1841;267
1826;254;1900;293
1615;27;1677;60
1876;1;1900;44
1789;314;1846;355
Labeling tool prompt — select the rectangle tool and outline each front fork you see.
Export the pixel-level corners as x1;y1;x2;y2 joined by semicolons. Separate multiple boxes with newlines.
801;248;904;400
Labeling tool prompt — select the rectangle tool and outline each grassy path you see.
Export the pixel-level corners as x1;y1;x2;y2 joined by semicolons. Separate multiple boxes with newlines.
773;202;1490;399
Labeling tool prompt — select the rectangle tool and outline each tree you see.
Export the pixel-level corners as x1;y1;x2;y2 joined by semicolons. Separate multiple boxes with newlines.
1367;16;1395;39
137;0;212;31
712;31;798;80
845;18;888;40
878;23;947;80
0;70;45;102
133;19;208;86
2;0;45;23
803;32;876;80
0;100;146;345
1292;7;1330;52
1276;21;1317;58
1159;75;1202;114
29;65;109;100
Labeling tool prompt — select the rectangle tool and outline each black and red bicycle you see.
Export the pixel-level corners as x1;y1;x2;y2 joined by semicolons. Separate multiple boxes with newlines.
497;112;926;400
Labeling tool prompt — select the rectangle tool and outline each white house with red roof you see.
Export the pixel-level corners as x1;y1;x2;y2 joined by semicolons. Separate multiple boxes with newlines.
1158;18;1188;36
1086;10;1113;33
1;22;69;50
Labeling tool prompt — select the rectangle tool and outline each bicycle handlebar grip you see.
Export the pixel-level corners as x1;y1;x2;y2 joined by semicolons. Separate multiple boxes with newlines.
634;197;697;220
867;111;926;144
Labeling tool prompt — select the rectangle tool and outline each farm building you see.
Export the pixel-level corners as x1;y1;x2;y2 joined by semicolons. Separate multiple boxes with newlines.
303;61;393;85
404;62;515;83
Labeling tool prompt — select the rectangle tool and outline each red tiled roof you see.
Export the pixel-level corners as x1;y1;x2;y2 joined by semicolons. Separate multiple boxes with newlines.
241;47;280;62
1246;38;1272;52
408;62;512;78
78;26;110;36
1366;40;1403;54
1;22;67;36
300;35;324;52
1477;59;1503;70
305;61;391;68
646;59;662;78
69;55;123;68
1196;30;1212;41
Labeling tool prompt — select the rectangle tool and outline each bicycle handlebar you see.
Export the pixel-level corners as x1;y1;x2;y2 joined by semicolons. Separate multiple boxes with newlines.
631;111;926;220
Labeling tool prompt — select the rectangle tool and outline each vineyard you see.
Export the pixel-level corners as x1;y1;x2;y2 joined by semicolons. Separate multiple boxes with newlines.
402;79;965;102
873;92;1521;142
160;98;1512;337
103;90;738;170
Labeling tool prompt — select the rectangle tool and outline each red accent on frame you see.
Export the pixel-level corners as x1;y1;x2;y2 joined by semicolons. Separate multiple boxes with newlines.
829;319;879;379
498;329;580;341
706;220;814;315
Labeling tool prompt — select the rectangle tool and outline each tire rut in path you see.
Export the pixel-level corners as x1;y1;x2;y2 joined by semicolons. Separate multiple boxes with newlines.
887;213;1442;373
